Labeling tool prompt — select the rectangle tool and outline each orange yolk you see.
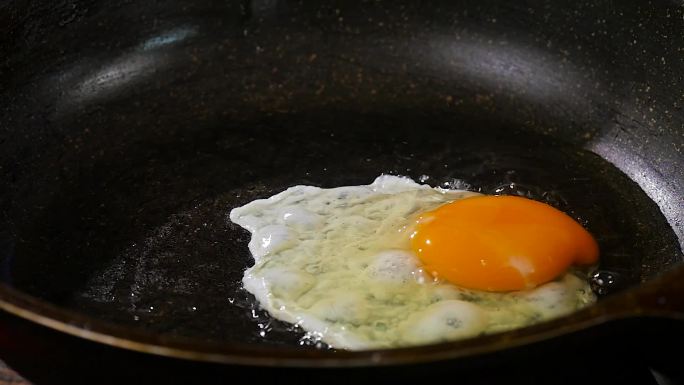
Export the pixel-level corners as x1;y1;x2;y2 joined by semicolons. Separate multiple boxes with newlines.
410;195;599;292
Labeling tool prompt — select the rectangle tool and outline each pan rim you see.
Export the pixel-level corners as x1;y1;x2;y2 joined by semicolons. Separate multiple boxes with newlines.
1;270;678;368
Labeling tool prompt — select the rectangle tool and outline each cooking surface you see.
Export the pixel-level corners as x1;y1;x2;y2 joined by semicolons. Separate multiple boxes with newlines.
1;0;683;378
5;115;680;345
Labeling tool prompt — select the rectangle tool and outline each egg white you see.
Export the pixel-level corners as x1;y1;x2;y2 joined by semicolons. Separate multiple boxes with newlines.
229;175;595;350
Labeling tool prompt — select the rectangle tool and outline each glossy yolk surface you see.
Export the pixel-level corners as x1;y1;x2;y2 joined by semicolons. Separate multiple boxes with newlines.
410;195;599;292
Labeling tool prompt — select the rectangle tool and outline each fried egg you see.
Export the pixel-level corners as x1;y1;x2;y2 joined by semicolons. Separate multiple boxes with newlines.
229;175;598;349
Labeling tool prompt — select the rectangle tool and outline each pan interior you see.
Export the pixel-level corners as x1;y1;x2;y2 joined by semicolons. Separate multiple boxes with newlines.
1;0;683;351
1;109;681;347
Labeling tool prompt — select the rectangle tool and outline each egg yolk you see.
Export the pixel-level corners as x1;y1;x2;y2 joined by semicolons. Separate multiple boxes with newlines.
410;195;599;292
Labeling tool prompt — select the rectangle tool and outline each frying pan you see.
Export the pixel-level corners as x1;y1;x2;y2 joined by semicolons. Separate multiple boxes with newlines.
1;0;683;383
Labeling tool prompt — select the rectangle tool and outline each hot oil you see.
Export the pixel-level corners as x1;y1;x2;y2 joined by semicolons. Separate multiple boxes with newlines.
428;175;633;299
481;179;632;297
478;178;636;297
65;152;669;347
229;169;639;346
227;286;333;349
20;111;679;348
589;270;631;296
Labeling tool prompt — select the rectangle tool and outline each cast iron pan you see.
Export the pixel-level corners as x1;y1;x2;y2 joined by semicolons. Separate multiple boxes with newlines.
0;0;683;383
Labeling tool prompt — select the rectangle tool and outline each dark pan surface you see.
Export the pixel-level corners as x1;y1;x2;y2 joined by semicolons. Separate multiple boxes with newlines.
4;111;682;346
0;0;683;358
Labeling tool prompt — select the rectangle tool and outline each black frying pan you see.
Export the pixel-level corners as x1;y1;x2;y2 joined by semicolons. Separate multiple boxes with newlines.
1;0;683;384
